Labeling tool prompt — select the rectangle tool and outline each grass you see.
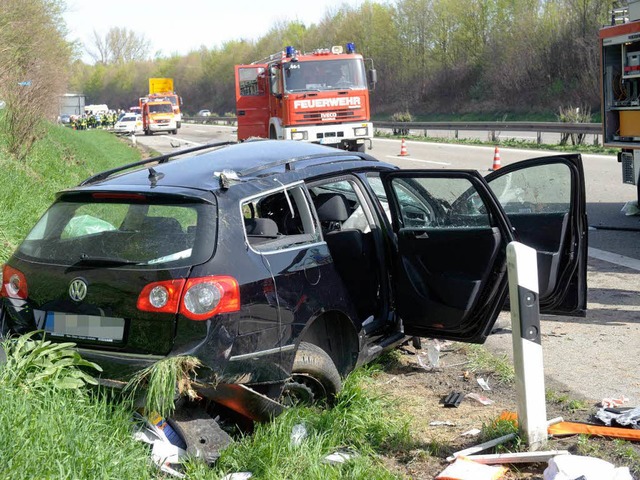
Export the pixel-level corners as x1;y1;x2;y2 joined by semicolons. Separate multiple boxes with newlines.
0;123;141;262
461;344;515;384
546;389;591;413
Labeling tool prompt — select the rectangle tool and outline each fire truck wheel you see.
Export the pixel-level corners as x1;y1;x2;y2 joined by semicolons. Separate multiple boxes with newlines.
269;126;277;140
172;129;178;135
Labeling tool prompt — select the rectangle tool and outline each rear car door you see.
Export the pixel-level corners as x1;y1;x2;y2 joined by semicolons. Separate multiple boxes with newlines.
380;154;587;343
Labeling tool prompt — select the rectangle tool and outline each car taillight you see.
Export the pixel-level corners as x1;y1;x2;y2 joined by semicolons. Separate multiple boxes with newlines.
137;279;186;313
1;264;28;299
180;276;240;321
137;276;240;320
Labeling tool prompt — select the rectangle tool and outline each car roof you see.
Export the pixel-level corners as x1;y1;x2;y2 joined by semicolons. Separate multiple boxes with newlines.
73;140;396;197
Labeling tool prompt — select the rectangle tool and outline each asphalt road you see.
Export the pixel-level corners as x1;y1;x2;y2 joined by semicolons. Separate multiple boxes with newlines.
134;124;640;405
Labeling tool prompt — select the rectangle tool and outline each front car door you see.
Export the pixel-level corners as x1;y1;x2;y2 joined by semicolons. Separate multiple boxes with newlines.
380;154;587;343
234;65;269;140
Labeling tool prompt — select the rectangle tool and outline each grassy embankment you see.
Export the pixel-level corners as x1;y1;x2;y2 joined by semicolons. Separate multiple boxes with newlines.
0;124;413;479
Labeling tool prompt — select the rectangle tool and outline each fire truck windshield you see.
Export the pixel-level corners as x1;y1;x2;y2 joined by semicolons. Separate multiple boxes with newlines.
283;59;367;93
149;103;173;114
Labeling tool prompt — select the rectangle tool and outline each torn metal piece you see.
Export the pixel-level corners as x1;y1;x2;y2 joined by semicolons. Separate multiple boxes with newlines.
194;382;285;422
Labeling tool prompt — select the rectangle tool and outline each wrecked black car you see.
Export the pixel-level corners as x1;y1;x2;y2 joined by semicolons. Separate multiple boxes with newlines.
0;140;587;420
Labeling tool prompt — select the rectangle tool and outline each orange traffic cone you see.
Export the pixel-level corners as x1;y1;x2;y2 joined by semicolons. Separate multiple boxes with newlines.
490;146;501;171
399;138;409;156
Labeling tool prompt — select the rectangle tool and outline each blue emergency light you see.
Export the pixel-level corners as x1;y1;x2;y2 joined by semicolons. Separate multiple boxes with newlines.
285;46;295;57
346;42;356;53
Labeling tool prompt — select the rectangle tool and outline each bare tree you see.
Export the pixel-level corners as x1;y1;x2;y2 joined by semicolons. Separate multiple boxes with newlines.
0;0;71;161
88;28;151;64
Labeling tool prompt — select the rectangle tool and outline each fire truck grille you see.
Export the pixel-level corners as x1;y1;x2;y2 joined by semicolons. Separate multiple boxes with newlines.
299;110;357;121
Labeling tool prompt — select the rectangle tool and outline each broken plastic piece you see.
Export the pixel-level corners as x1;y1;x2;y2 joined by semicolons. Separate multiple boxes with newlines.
444;392;464;408
290;423;308;446
430;421;457;427
416;342;441;370
447;433;517;462
461;428;481;437
621;200;640;216
543;454;633;480
465;392;494;406
548;421;640;441
468;450;570;465
600;395;629;408
220;473;253;480
436;456;507;480
323;449;358;464
477;378;491;391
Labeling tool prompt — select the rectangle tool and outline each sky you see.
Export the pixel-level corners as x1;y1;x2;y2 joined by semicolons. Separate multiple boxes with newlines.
63;0;363;62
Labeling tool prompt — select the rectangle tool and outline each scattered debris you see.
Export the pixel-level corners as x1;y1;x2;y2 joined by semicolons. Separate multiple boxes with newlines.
600;395;629;408
447;433;517;462
290;423;308;446
417;342;441;370
477;377;491;391
444;392;464;408
543;454;633;480
465;392;494;406
595;406;640;428
621;200;640;216
133;411;187;478
220;473;253;480
323;449;358;465
460;428;482;437
430;421;457;427
548;421;640;441
467;450;571;465
436;455;507;480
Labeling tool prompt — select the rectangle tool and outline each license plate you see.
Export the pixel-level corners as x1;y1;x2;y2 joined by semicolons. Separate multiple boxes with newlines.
44;312;125;343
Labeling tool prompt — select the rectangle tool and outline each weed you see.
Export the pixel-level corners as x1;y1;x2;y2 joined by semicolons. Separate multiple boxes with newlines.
124;355;202;418
462;344;515;384
546;389;590;413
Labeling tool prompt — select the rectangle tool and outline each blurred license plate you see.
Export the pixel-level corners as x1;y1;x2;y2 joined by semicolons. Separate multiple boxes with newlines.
44;312;124;343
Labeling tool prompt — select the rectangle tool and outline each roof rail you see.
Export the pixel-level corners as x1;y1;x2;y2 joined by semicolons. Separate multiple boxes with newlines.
251;51;284;65
79;141;237;186
238;151;373;178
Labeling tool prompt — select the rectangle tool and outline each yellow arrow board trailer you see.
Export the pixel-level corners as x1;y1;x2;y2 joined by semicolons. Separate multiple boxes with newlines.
149;78;174;95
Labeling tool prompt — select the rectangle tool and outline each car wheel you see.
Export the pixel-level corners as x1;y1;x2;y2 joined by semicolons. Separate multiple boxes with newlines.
281;342;341;406
172;129;178;135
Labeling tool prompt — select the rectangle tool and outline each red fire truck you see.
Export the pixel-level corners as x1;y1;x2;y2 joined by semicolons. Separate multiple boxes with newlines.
234;43;376;152
600;0;640;202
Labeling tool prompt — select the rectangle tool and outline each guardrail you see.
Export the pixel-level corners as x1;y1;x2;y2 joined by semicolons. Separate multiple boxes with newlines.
183;117;603;144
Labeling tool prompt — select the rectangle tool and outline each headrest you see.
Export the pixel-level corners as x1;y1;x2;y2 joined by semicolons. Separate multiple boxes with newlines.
315;193;349;222
245;218;278;236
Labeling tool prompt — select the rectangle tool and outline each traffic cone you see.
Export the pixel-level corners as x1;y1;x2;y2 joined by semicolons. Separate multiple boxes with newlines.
490;146;501;171
399;138;409;156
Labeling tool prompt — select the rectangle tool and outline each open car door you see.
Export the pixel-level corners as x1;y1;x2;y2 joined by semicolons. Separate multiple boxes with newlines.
380;154;587;343
485;154;587;315
235;65;269;140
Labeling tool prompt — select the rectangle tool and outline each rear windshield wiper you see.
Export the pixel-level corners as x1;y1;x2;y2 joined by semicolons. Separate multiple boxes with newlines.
71;255;142;267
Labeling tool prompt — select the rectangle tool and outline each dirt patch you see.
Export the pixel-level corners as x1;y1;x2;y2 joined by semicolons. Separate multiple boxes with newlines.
368;342;640;479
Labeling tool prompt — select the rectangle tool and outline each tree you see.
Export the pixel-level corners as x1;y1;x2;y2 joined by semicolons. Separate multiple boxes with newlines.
89;27;150;64
0;0;71;161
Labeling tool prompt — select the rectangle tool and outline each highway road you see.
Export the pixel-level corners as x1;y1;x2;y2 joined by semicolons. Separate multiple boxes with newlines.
133;123;640;405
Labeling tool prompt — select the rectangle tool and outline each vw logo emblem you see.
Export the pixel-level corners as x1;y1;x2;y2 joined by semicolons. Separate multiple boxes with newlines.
69;278;88;302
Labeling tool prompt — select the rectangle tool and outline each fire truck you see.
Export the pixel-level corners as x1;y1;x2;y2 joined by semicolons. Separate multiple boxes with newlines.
148;78;183;129
234;43;377;152
600;0;640;203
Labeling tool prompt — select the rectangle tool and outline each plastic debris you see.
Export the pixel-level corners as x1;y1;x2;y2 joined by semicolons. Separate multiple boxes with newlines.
220;473;253;480
601;396;629;408
447;433;516;462
290;423;308;446
323;449;358;465
417;342;441;370
133;411;187;478
461;428;481;437
621;200;640;216
595;406;640;429
444;392;464;408
430;421;457;426
465;392;494;406
543;455;633;480
477;378;491;391
436;456;507;480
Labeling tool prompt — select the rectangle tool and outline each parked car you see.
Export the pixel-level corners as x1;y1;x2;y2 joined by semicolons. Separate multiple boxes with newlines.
196;109;211;117
0;140;587;419
113;113;143;135
59;114;72;125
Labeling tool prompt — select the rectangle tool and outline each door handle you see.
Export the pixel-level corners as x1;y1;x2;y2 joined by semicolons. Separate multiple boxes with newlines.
414;232;429;239
238;111;246;116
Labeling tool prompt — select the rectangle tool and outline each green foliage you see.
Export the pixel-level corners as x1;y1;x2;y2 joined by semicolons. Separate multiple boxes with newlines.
461;344;515;384
124;355;202;418
546;389;590;413
184;367;411;479
0;331;102;390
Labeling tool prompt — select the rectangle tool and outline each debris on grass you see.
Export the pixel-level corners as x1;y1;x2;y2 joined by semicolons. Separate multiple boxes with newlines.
543;454;633;480
435;455;507;480
466;392;494;406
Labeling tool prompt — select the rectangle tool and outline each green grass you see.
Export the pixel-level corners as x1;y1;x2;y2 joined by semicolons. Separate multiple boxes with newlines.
461;344;515;384
545;389;590;413
0;123;141;262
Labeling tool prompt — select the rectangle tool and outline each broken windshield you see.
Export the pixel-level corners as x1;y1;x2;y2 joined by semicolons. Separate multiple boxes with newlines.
283;59;367;93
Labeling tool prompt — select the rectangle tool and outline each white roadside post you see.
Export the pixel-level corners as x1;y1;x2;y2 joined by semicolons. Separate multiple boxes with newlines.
507;241;547;450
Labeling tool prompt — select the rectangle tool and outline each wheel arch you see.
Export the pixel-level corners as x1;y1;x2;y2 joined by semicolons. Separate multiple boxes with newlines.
296;310;360;377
